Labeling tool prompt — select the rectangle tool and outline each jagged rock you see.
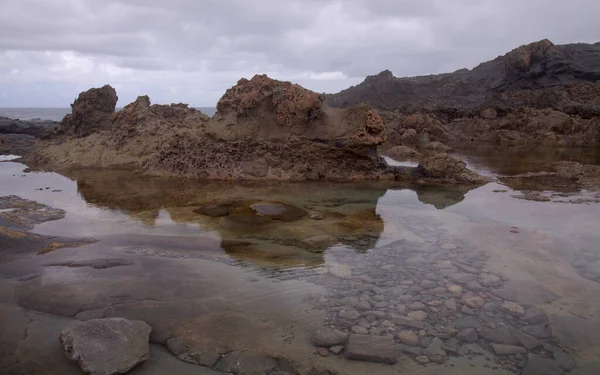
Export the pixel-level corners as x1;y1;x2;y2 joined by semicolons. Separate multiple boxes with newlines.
60;85;118;137
60;318;151;375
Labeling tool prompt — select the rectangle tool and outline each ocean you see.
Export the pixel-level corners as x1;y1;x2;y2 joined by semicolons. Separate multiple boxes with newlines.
0;107;217;122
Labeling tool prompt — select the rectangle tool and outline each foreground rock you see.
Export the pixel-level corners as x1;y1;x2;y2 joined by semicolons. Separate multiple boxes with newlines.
327;40;600;148
345;334;397;364
27;75;487;184
60;318;151;375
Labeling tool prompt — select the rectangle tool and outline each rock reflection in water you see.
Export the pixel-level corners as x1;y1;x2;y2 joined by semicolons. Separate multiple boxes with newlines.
65;169;475;268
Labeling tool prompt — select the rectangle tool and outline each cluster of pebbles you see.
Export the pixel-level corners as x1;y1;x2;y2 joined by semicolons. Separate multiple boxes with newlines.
306;237;577;374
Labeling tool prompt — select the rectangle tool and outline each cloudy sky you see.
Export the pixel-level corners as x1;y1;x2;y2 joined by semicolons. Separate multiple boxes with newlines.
1;0;599;107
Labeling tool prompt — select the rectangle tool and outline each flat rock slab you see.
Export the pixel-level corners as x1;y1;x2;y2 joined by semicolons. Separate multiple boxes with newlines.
60;318;151;375
345;334;397;364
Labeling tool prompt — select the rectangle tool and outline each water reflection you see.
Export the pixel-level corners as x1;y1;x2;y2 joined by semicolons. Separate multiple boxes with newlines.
62;169;478;268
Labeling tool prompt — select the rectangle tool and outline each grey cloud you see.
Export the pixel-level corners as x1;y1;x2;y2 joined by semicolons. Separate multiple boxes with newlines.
0;0;599;107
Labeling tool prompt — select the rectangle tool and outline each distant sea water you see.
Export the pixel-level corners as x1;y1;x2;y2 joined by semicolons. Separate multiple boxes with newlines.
0;107;217;122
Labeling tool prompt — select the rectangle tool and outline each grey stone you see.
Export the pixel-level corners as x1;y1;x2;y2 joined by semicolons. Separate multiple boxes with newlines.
522;355;563;375
444;299;457;311
60;318;151;375
442;338;461;354
466;281;484;292
455;262;479;274
458;343;486;355
372;287;386;295
522;306;548;324
312;328;347;347
423;337;446;363
480;328;519;345
408;302;427;311
395;304;407;315
351;326;369;334
339;296;360;307
403;347;423;357
356;300;371;310
338;310;361;321
457;328;478;343
508;327;539;350
392;316;426;329
483;302;500;312
492;344;527;355
415;355;430;364
521;324;552;339
329;345;344;355
345;334;397;364
461;306;475;315
448;273;477;285
452;317;483;331
363;310;386;319
397;331;420;346
421;280;437;289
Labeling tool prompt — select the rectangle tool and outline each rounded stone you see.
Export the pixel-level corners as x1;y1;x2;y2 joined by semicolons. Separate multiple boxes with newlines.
397;331;420;346
407;311;428;321
447;285;463;294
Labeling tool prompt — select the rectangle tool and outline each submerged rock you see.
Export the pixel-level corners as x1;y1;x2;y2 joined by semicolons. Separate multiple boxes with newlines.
60;318;151;375
345;334;397;364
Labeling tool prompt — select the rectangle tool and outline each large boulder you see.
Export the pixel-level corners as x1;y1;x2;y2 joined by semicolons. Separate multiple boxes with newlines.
61;85;118;137
60;318;151;375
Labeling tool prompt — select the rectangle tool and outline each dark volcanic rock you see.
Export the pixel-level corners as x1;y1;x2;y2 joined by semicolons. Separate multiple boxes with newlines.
0;116;58;138
327;40;600;147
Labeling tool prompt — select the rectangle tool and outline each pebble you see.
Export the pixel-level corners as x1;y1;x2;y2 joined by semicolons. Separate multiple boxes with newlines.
397;331;420;346
457;328;478;343
318;348;330;357
415;356;430;364
463;296;485;309
421;280;437;289
351;326;369;334
339;310;361;320
396;304;407;315
447;285;463;294
408;302;427;311
444;299;458;311
423;337;447;363
492;344;527;355
407;311;428;321
461;306;475;315
440;243;458;250
501;301;525;316
356;300;372;310
329;345;344;355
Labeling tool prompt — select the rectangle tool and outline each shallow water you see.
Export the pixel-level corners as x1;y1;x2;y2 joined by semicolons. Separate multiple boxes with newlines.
1;147;600;375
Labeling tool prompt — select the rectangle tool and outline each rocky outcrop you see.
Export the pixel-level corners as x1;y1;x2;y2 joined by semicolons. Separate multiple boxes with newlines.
59;85;118;137
418;153;489;184
27;75;486;183
327;40;600;147
60;318;151;375
0;116;58;138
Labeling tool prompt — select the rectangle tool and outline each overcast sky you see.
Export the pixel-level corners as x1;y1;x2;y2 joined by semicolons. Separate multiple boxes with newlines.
1;0;599;107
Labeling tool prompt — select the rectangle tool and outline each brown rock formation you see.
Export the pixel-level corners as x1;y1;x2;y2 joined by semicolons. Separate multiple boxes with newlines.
27;75;486;184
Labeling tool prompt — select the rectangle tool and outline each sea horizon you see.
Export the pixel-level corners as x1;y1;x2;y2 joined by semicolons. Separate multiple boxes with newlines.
0;106;217;122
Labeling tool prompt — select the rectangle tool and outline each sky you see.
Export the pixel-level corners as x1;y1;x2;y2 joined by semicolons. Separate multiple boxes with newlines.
1;0;599;107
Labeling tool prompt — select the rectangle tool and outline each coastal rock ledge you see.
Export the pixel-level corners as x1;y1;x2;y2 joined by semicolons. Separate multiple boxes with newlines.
27;75;487;183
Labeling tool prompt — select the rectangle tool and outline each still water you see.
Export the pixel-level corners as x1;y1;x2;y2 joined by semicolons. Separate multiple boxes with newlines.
0;147;599;375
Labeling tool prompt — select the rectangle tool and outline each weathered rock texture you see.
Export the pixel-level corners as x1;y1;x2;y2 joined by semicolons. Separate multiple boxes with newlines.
60;318;151;375
27;75;486;183
327;40;600;147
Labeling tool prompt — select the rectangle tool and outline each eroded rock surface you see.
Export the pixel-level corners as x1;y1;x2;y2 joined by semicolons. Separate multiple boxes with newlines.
60;318;151;375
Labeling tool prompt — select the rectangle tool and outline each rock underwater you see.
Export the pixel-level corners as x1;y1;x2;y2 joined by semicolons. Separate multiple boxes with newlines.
26;74;487;183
